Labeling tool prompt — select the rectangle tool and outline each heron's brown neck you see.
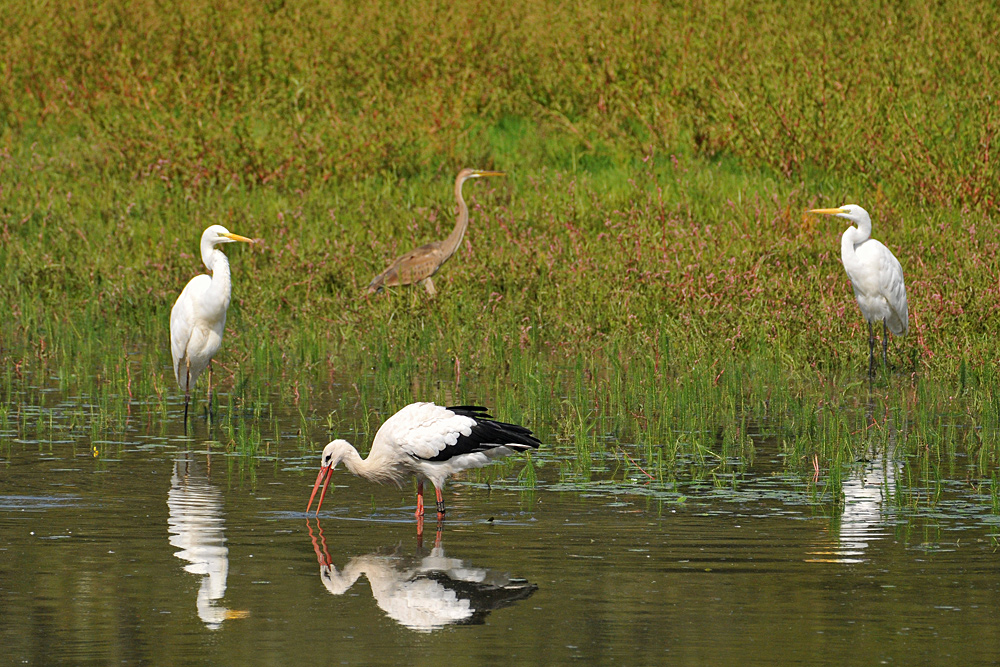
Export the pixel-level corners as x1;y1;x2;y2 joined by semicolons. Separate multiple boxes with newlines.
440;175;471;262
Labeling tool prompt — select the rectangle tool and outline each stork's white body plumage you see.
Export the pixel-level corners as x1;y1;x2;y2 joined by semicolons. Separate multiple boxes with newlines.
809;205;908;375
170;225;253;420
306;403;540;518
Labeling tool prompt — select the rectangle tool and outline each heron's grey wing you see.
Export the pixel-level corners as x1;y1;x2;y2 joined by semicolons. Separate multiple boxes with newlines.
368;242;444;292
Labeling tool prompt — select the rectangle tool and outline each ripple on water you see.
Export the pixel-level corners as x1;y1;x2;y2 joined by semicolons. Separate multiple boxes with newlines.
0;494;82;510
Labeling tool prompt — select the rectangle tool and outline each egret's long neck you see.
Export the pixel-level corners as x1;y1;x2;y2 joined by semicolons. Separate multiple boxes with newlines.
204;249;233;313
840;224;869;274
440;176;470;262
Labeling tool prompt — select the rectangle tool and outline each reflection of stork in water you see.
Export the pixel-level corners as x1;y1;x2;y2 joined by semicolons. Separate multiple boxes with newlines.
306;519;536;633
167;451;249;629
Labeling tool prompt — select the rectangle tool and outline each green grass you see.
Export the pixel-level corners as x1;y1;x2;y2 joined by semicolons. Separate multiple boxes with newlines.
1;0;999;502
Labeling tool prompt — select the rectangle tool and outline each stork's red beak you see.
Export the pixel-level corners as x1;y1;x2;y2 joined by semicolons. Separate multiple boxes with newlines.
306;465;332;515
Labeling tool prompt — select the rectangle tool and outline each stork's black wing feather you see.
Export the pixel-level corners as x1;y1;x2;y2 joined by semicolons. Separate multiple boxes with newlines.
419;406;541;463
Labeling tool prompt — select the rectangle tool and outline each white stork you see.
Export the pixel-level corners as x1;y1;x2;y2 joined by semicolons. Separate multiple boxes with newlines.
306;403;540;519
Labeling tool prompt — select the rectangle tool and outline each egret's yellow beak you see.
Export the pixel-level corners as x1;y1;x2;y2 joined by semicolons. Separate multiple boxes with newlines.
473;170;506;178
808;208;847;216
223;233;254;243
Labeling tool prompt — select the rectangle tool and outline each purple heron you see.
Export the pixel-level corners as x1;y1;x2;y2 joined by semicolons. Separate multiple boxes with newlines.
367;168;505;296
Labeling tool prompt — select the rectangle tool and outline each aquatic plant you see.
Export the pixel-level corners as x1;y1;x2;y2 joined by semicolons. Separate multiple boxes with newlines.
0;0;998;510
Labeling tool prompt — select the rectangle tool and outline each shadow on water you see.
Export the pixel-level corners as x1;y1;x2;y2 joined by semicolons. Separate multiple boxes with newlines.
306;518;536;633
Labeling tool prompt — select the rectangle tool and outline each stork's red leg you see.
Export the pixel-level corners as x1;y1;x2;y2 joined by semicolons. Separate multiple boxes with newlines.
415;480;425;517
435;487;446;519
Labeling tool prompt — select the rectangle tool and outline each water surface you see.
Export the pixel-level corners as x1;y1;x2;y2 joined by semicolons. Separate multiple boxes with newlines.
3;384;1000;665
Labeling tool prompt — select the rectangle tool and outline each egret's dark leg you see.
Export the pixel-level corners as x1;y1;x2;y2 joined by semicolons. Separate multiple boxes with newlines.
206;361;213;415
867;322;876;378
183;362;191;430
882;320;889;369
435;487;446;519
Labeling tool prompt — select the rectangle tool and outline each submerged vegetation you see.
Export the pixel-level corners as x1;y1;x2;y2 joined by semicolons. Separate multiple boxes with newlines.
1;0;999;496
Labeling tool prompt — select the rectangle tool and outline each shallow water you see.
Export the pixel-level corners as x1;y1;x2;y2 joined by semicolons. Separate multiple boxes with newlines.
3;384;1000;665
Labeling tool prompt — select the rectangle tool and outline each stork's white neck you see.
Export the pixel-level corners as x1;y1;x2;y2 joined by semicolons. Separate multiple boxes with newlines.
329;441;401;486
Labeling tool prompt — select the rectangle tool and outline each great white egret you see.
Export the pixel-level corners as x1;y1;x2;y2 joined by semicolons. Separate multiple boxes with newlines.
366;168;505;296
808;205;908;376
170;225;254;422
306;403;540;519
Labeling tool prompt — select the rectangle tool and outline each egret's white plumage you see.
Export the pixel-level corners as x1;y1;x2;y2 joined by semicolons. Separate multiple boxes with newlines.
809;205;908;375
170;225;253;419
306;403;540;518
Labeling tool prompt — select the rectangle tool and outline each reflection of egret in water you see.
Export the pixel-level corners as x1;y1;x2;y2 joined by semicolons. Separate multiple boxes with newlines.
809;396;902;564
167;451;248;629
307;519;536;633
829;452;902;563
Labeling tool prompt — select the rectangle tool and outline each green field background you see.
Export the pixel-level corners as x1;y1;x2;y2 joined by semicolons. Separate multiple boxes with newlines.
1;0;997;380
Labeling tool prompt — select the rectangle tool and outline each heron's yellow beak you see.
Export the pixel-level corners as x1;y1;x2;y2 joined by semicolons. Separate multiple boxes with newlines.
473;170;506;178
223;233;254;243
808;208;847;216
